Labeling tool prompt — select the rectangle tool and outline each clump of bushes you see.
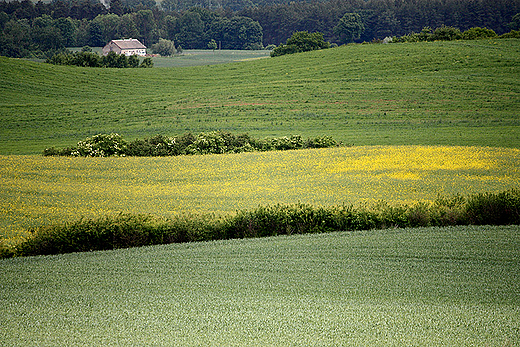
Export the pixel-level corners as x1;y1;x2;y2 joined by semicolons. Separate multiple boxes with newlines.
393;25;503;43
43;132;341;157
271;31;330;57
499;30;520;38
2;189;519;258
46;50;153;68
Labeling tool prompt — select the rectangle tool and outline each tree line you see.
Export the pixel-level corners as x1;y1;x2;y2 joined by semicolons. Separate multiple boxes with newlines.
1;0;519;58
241;0;520;45
0;1;263;58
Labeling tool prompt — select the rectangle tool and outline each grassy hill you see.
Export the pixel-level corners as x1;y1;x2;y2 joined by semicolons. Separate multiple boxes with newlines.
1;225;519;346
1;39;519;154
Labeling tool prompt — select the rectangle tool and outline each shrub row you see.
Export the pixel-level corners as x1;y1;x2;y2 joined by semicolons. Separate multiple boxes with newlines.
391;25;519;43
46;50;153;68
2;189;519;258
42;132;341;157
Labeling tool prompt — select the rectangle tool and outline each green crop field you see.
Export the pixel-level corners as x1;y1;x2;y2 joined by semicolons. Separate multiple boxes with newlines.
152;49;271;67
1;225;519;346
1;39;519;154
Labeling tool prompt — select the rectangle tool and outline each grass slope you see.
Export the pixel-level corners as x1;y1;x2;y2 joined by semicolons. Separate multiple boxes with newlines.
1;39;519;154
1;225;519;346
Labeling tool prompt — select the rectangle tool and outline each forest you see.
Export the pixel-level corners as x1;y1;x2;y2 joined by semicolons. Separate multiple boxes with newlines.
0;0;519;58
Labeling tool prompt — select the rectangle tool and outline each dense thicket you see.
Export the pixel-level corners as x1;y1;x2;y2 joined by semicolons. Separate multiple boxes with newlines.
270;31;330;56
46;49;153;67
2;189;519;258
42;132;341;157
1;0;519;58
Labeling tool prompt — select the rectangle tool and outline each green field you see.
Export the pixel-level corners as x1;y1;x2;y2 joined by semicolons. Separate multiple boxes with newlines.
1;225;519;346
1;39;519;154
152;49;271;67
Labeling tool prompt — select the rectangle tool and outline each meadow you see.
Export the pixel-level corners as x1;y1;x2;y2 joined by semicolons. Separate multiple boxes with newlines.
1;225;519;346
1;145;519;239
1;39;519;154
151;49;271;67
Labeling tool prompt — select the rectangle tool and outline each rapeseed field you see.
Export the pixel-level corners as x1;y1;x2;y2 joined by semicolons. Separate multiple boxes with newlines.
1;145;518;239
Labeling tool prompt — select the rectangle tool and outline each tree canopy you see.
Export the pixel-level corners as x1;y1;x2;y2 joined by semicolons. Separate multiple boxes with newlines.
333;12;364;44
270;31;329;57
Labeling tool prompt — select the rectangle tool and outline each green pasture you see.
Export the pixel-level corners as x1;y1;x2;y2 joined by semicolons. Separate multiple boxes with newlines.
152;49;271;67
1;225;519;346
1;39;519;154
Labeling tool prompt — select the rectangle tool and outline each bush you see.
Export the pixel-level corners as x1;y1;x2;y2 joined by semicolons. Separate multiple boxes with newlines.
462;27;497;40
271;31;329;57
305;135;338;148
465;190;520;225
499;30;520;38
140;57;154;68
46;50;150;68
73;133;128;157
152;38;176;56
43;132;341;157
430;25;462;41
125;134;176;156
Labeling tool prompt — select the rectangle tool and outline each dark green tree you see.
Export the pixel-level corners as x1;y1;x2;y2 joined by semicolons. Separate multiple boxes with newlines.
109;0;124;16
174;10;204;48
88;21;105;46
128;54;140;67
151;38;175;55
117;13;139;39
270;31;329;57
133;9;157;46
509;13;520;30
54;17;76;47
333;12;364;44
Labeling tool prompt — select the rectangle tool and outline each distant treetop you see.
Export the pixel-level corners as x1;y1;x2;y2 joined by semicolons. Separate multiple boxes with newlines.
270;31;330;57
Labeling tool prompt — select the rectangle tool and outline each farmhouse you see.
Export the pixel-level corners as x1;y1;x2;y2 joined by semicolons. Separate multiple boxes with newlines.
102;39;147;56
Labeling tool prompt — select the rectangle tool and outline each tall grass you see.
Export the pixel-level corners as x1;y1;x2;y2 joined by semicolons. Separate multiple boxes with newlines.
4;189;518;258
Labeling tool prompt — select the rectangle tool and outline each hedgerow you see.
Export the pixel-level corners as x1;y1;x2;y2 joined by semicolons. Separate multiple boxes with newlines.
391;25;509;43
2;189;519;258
43;132;341;157
46;51;153;68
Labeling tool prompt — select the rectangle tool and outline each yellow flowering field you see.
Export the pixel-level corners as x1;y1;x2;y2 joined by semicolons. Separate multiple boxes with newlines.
1;146;519;238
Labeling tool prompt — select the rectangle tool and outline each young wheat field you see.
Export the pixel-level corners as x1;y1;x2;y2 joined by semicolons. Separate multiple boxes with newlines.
1;225;519;346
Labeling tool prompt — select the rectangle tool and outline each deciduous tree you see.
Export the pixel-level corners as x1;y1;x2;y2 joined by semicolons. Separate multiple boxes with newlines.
333;12;364;44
